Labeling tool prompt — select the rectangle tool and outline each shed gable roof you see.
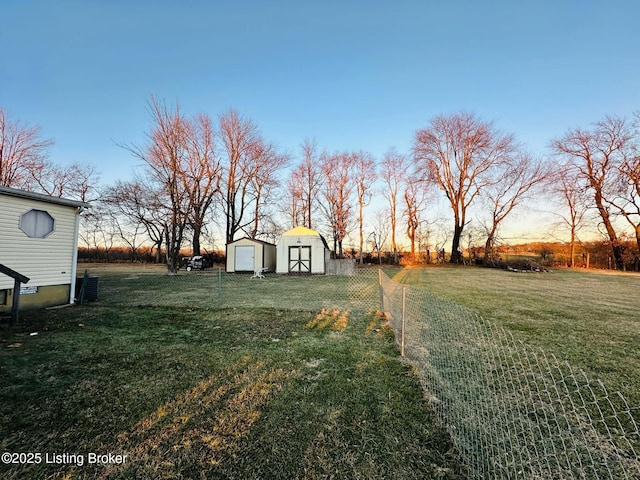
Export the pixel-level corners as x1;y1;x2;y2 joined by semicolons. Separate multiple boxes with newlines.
282;226;320;237
226;237;276;247
280;226;330;251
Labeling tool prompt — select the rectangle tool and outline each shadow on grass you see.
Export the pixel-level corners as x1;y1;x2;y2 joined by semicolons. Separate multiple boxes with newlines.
1;305;463;480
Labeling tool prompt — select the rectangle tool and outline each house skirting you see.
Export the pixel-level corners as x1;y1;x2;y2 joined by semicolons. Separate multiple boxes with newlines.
0;284;71;313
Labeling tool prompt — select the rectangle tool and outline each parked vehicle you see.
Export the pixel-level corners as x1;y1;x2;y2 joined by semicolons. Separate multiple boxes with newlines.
185;255;208;271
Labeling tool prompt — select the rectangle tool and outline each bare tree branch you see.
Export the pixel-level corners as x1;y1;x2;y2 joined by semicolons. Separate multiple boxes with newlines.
0;107;53;189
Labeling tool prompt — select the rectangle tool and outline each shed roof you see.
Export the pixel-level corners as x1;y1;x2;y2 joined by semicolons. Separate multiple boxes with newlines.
0;186;90;209
227;236;276;247
281;226;330;251
282;226;320;236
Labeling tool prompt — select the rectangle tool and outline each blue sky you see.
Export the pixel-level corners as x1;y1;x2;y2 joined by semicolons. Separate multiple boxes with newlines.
1;0;639;191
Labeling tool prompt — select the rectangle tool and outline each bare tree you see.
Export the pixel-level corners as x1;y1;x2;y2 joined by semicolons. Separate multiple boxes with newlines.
613;165;640;252
368;209;390;265
552;116;632;270
283;139;323;230
218;109;263;242
121;96;193;273
115;110;220;261
463;224;485;264
607;112;640;254
0;108;100;201
106;201;146;262
403;178;425;258
0;107;53;189
380;148;408;264
103;180;166;263
79;203;118;261
283;169;305;228
33;162;100;202
552;164;591;267
414;112;517;263
320;152;354;258
482;153;548;264
353;151;376;264
258;217;285;244
64;163;100;202
184;113;221;255
299;139;323;229
246;139;289;238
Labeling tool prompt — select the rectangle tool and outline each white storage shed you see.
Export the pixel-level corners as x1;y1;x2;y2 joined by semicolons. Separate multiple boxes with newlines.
0;186;89;313
276;226;330;274
226;237;276;273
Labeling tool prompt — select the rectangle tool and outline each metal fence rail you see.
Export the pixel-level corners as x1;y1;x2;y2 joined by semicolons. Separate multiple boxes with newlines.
379;270;640;479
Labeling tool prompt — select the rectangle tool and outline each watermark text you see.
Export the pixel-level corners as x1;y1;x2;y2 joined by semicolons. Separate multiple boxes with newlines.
2;452;128;467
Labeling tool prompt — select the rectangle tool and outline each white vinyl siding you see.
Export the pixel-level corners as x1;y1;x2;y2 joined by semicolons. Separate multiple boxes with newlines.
0;195;79;289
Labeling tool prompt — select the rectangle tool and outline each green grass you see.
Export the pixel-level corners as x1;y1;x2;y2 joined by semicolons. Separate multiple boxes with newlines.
0;301;462;479
390;265;640;408
4;263;637;478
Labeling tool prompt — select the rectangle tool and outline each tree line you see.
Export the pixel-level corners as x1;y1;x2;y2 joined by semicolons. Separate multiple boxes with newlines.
2;101;639;272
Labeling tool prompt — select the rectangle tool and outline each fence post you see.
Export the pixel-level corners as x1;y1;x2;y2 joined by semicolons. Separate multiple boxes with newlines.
218;267;222;301
378;269;384;313
401;286;406;357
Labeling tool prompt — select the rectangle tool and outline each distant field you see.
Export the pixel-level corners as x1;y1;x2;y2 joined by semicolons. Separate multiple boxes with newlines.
391;265;640;408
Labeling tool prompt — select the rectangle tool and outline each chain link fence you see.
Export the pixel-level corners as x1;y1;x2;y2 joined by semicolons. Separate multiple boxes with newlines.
84;263;379;312
379;269;640;480
84;264;639;478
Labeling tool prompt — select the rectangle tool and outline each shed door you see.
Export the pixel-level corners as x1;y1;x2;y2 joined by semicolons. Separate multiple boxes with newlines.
235;246;255;271
289;246;311;273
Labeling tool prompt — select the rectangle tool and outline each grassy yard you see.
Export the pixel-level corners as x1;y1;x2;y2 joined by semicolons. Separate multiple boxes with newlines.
391;265;640;408
3;263;638;479
0;296;461;478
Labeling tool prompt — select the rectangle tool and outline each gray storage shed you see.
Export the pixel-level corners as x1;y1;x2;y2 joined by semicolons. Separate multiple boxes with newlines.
225;237;276;273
